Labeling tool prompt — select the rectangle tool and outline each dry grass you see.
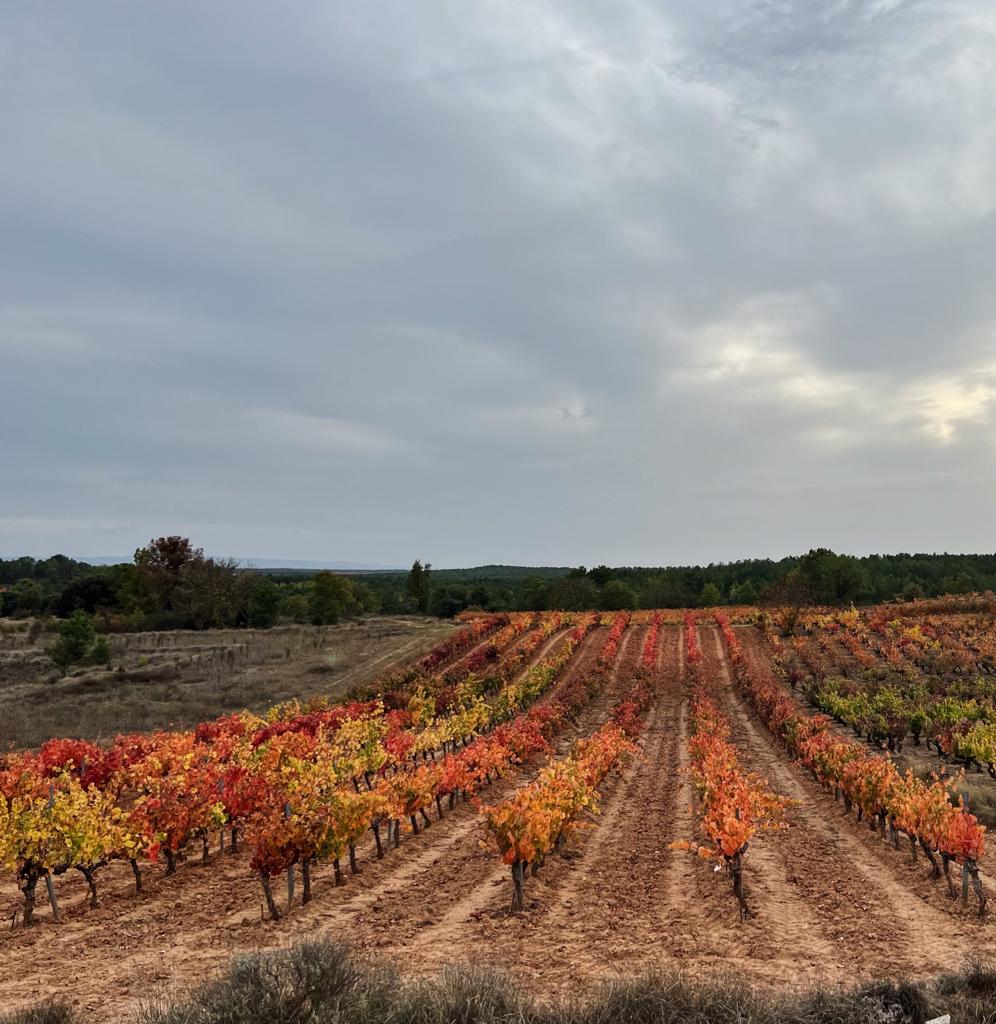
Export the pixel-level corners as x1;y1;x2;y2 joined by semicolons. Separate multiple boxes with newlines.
0;616;455;749
5;941;995;1024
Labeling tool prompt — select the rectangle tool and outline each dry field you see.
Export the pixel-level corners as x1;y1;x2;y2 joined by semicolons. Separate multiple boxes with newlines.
3;611;996;1022
0;616;455;748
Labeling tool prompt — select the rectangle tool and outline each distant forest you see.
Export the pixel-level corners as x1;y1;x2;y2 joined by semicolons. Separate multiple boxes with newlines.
351;551;996;616
2;543;996;628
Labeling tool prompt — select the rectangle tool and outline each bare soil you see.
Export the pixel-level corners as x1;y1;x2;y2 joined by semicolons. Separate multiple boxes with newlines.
4;621;996;1021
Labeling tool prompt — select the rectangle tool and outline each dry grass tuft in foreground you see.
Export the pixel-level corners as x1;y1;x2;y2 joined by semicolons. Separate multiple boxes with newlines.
5;941;995;1024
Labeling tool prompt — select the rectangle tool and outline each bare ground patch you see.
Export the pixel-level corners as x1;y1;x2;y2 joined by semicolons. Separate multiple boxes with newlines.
0;616;455;748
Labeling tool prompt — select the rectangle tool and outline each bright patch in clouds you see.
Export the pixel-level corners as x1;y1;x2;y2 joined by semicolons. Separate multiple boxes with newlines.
907;374;996;444
672;295;996;450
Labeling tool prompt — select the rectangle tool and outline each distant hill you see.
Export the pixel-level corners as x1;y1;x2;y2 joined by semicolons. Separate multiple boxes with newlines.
81;556;405;572
243;558;405;571
420;564;573;579
347;564;573;580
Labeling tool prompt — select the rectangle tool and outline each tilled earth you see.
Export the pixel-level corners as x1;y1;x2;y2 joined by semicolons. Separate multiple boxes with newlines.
3;623;995;1021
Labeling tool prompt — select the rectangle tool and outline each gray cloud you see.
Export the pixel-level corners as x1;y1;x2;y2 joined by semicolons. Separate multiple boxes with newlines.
2;0;996;566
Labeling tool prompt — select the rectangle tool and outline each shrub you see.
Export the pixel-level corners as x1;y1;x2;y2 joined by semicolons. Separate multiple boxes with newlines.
133;941;996;1024
48;610;97;672
6;942;991;1024
47;610;114;673
0;1004;80;1024
90;635;111;666
139;941;398;1024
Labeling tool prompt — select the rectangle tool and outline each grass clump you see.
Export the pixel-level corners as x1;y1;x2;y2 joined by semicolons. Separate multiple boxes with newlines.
0;1006;80;1024
7;942;996;1024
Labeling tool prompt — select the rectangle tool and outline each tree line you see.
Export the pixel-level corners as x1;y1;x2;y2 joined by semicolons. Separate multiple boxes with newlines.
4;545;996;629
0;538;381;631
358;548;996;616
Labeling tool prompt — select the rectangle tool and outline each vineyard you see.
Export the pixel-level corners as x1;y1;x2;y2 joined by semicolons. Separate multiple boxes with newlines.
4;604;996;1020
776;607;996;779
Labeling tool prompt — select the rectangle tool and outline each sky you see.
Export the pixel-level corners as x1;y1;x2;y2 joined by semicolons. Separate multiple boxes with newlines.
2;1;996;568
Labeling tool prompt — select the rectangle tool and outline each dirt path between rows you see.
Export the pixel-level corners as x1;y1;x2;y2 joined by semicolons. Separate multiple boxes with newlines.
386;621;649;980
437;622;707;989
419;622;849;994
309;623;622;968
8;619;996;1022
0;624;588;1021
707;624;996;978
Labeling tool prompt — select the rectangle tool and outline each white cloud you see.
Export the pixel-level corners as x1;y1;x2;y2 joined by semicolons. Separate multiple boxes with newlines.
900;372;996;444
668;292;862;411
670;294;996;448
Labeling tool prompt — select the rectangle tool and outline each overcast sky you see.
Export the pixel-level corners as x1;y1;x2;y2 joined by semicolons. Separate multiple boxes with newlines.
2;2;996;568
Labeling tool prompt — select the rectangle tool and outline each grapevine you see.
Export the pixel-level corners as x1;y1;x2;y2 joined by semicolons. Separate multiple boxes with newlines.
717;612;988;915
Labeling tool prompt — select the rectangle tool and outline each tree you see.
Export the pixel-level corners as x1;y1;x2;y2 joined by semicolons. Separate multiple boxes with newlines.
429;584;470;618
310;572;352;625
942;571;977;595
136;536;203;574
183;557;246;630
763;569;813;635
729;580;757;605
545;576;599;611
638;574;691;608
599;579;636;611
130;536;205;624
128;536;255;629
797;548;869;604
352;580;381;614
90;636;111;666
588;565;614;588
247;577;282;628
376;588;408;614
51;576;118;618
282;594;310;622
699;582;723;607
518;577;549;612
11;579;43;616
406;560;432;614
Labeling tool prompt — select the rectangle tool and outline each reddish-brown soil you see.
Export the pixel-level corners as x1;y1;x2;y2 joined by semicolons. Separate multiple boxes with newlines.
4;621;996;1021
0;621;593;1018
701;627;986;977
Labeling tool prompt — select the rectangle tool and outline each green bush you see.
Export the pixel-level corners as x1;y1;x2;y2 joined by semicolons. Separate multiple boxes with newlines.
90;635;111;666
47;610;112;673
